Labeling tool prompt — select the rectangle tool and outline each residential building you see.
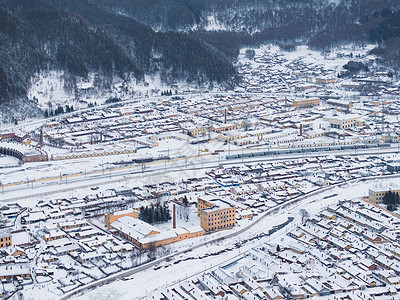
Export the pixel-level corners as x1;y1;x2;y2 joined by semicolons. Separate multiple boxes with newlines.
369;188;400;204
181;124;206;137
328;114;362;129
292;98;320;108
0;229;12;248
197;195;236;232
316;77;336;84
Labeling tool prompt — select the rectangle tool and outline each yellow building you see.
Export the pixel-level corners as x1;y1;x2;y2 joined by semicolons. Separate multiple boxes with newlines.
0;263;31;280
327;100;353;111
218;130;241;142
316;77;336;84
184;127;206;137
42;230;66;242
369;188;400;204
382;134;400;143
58;220;86;230
210;123;238;133
0;229;12;248
197;195;236;232
327;114;362;129
109;216;203;249
292;98;320;108
105;209;138;229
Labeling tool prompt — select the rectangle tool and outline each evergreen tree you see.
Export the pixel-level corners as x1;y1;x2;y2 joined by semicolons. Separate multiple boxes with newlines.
139;204;171;223
383;191;397;211
182;195;189;206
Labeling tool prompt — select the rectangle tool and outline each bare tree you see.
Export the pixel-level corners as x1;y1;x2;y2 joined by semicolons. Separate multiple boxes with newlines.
182;196;190;222
148;242;157;259
300;209;309;224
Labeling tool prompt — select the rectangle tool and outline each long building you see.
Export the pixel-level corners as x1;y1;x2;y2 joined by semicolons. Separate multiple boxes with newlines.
108;216;203;249
292;98;320;108
105;209;138;228
327;114;362;129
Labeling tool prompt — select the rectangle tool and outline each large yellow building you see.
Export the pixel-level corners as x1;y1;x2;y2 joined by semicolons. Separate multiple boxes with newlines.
369;188;400;204
105;209;138;229
328;114;362;129
218;130;241;142
197;195;236;232
316;77;336;84
182;125;206;137
292;98;320;108
108;216;203;249
0;229;12;248
327;100;353;112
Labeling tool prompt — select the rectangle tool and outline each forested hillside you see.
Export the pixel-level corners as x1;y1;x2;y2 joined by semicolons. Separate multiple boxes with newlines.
0;0;236;104
1;0;400;105
91;0;400;61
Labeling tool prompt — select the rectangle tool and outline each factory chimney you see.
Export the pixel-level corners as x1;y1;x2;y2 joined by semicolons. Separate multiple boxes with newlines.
40;127;44;147
224;109;227;124
173;204;176;229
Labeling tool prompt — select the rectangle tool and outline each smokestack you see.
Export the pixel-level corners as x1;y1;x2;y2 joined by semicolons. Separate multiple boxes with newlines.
300;124;303;136
40;127;44;147
224;109;227;124
173;204;176;229
285;96;287;106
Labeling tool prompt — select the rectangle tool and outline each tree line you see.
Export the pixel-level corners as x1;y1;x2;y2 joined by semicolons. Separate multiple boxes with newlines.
383;191;400;211
0;1;237;104
44;105;74;118
139;204;171;224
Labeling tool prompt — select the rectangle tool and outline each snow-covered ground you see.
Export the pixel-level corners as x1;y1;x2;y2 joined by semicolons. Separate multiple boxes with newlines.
1;42;400;300
0;155;20;167
27;70;204;113
70;177;396;300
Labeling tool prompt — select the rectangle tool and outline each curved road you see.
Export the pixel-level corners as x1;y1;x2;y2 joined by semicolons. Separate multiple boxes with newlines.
60;172;400;300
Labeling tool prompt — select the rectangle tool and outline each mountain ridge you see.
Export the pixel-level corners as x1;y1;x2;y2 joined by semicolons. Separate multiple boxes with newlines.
1;0;400;106
0;0;236;104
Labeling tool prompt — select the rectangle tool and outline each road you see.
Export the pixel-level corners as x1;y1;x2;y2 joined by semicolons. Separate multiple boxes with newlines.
59;172;400;299
0;145;398;202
